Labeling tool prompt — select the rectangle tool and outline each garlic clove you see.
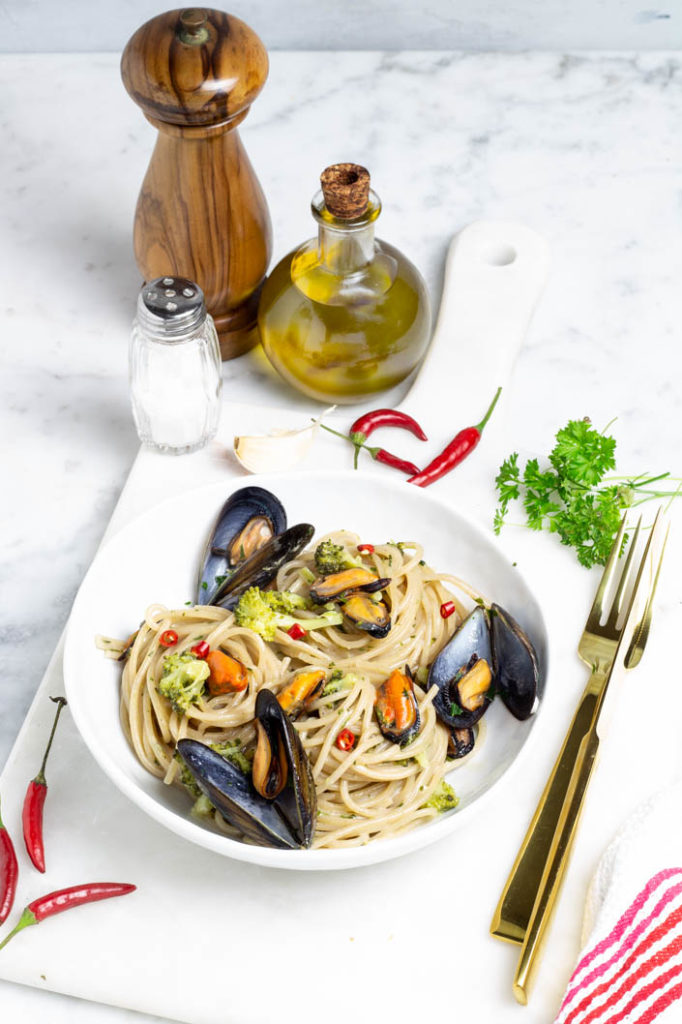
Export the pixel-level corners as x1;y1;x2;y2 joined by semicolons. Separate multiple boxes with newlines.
233;407;336;474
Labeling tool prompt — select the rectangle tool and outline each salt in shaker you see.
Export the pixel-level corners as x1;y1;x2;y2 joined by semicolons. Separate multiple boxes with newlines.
130;277;222;454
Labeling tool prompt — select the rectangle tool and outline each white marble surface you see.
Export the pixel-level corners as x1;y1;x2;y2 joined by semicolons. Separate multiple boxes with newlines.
2;50;682;1022
5;0;681;52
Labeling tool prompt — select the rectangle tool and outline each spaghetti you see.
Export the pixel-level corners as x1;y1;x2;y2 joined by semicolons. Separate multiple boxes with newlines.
102;533;485;849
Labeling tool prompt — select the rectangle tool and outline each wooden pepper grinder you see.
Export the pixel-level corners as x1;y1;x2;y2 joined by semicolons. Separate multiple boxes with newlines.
121;8;272;359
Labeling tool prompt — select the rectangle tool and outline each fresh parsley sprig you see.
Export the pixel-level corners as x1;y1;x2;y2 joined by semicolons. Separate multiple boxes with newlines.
494;418;680;568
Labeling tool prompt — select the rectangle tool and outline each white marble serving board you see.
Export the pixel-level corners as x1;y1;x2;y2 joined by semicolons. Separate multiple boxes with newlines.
2;398;682;1024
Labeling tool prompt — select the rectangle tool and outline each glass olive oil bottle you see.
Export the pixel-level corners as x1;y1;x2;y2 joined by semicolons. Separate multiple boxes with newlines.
258;164;431;404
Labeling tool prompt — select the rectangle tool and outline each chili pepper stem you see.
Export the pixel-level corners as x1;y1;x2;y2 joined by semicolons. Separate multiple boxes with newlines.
474;387;503;433
36;697;67;783
0;908;37;952
319;423;379;460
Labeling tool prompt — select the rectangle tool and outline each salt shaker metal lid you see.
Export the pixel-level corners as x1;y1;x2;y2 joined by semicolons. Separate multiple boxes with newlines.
137;276;208;337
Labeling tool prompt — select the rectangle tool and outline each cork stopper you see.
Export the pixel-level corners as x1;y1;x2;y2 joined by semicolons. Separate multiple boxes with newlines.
320;163;370;219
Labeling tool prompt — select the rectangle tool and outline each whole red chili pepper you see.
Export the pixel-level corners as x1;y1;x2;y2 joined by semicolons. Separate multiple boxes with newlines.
375;449;422;476
0;882;136;952
22;696;67;873
0;797;19;925
320;422;421;476
350;408;428;443
408;387;502;488
350;408;427;470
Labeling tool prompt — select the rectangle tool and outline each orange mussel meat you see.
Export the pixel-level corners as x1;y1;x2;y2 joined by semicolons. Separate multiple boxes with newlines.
374;668;420;746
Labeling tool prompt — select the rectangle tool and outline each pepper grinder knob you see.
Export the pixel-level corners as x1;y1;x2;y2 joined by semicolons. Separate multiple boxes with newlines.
121;7;272;359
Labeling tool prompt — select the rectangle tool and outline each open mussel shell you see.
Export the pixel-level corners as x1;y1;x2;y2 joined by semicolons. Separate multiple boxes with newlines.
255;690;317;848
197;487;287;604
341;592;391;638
210;523;315;610
490;603;539;721
429;606;495;729
375;668;420;745
448;727;475;760
309;568;390;604
176;739;300;850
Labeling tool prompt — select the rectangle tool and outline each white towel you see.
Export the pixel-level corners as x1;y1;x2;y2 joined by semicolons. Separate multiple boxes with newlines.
554;780;682;1024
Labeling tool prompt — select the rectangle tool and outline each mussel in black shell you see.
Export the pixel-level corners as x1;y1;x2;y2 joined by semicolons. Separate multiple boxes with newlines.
277;669;326;717
176;739;300;849
341;592;391;639
177;689;317;849
309;568;390;604
254;689;317;847
197;487;287;604
490;603;539;721
428;606;495;729
447;727;475;760
375;668;420;745
209;523;315;611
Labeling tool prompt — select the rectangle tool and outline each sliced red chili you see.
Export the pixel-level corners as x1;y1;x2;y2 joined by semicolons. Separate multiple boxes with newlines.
440;601;456;619
287;624;307;641
335;729;356;751
357;543;375;554
191;641;210;659
159;630;179;648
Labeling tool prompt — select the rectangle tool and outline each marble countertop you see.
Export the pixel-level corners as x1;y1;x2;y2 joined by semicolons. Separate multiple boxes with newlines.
2;49;682;1023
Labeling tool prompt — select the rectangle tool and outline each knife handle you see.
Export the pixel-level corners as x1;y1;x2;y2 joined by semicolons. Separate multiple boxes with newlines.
512;728;600;1004
490;686;600;945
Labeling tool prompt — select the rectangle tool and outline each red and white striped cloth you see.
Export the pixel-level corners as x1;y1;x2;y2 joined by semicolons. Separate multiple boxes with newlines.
555;783;682;1024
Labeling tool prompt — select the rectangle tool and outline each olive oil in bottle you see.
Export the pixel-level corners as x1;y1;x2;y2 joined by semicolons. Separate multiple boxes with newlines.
258;163;431;404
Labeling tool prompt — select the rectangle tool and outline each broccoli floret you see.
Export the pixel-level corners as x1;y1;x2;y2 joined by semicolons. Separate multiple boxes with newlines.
212;738;252;775
314;540;362;577
423;779;459;813
175;739;251;818
174;753;213;817
262;590;311;615
234;587;343;641
321;670;362;696
158;652;210;713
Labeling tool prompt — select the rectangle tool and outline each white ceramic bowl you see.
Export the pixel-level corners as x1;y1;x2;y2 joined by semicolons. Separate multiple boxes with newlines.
63;471;548;870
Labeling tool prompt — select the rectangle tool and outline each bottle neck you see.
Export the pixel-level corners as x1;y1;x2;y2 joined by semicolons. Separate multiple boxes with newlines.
317;221;376;274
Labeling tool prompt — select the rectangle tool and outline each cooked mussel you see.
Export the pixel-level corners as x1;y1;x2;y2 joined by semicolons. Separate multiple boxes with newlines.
341;592;391;639
176;738;300;849
252;716;289;799
375;668;420;745
447;727;475;760
277;669;326;717
210;523;315;610
197;487;287;604
309;568;390;604
255;690;317;847
429;606;495;729
490;603;539;721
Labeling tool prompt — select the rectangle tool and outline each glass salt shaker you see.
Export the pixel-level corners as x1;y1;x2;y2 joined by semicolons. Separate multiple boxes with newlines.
130;276;222;454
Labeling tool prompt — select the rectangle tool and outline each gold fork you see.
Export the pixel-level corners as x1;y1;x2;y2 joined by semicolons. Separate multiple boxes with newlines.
490;510;668;1003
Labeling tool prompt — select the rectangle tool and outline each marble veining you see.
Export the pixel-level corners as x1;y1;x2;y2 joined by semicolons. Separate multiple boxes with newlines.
2;49;682;1023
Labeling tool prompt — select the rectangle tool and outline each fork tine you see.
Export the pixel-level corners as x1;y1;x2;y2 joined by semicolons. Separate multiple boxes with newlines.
585;514;628;630
605;516;642;628
625;515;669;669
